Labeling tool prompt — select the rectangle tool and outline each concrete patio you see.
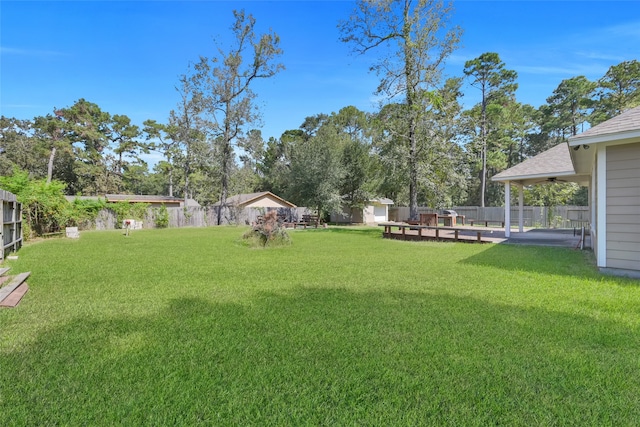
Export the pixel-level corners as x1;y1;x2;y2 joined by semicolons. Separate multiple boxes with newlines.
381;224;591;250
466;227;590;249
503;228;590;249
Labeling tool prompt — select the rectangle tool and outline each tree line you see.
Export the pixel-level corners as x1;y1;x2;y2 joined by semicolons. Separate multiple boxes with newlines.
2;1;639;224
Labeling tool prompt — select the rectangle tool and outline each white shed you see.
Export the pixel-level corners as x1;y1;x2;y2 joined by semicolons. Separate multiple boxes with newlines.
331;198;394;224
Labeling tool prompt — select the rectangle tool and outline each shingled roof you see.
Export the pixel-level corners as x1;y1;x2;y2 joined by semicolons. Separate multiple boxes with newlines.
569;106;640;145
492;143;576;183
213;191;296;208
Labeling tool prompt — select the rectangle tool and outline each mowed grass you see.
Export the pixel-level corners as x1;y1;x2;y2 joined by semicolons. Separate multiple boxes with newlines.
1;226;640;425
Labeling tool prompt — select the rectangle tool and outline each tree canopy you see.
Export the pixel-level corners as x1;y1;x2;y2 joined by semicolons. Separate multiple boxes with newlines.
2;6;637;217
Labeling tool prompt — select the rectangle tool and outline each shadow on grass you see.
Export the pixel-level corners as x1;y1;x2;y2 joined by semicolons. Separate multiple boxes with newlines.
459;242;617;280
2;287;640;425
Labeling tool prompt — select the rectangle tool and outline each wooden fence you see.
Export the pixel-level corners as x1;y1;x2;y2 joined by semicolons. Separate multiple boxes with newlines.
389;206;590;228
89;204;589;231
95;206;313;230
1;190;23;260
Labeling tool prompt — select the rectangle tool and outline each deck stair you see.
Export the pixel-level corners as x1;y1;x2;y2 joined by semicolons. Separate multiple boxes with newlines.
0;269;31;308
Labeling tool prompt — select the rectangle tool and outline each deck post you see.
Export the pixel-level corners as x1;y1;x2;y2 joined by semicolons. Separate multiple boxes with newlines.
518;184;524;232
504;181;511;238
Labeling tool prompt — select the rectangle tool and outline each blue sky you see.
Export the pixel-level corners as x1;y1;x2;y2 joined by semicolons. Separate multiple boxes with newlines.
2;0;639;157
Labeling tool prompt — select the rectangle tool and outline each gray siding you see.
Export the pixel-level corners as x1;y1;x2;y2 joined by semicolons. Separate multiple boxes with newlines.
606;142;640;271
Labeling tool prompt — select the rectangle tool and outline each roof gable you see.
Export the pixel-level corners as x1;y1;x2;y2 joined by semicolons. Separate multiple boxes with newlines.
215;192;296;208
492;143;576;183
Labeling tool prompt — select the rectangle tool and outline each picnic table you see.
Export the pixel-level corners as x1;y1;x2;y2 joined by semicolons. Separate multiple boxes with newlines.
295;214;321;229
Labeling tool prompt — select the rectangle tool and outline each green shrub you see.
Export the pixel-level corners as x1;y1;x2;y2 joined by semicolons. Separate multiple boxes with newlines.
0;169;68;236
67;197;107;229
154;204;169;228
108;200;150;228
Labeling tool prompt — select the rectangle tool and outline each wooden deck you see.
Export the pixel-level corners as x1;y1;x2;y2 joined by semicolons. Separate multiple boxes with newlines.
380;222;496;243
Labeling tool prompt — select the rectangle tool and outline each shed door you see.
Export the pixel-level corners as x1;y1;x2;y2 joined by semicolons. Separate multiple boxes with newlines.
374;205;387;223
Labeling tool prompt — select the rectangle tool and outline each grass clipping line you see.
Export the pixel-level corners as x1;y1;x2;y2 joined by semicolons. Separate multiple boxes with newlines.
242;210;291;248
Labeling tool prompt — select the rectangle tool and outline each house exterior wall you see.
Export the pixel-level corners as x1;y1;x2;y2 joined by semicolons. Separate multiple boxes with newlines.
363;205;375;223
605;142;640;272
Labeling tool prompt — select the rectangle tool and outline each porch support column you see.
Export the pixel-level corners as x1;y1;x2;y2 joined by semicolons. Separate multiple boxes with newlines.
518;184;524;232
596;146;607;267
505;181;511;238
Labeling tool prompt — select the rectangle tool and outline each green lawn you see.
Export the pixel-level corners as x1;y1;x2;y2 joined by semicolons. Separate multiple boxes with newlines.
1;226;639;425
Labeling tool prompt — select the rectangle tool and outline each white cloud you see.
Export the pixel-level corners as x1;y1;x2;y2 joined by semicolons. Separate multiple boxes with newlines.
0;46;66;57
605;21;640;39
516;63;610;78
574;51;626;62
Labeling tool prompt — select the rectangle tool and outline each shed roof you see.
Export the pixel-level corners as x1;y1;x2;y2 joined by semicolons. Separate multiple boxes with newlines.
66;195;200;206
105;194;200;206
369;197;394;205
106;194;185;204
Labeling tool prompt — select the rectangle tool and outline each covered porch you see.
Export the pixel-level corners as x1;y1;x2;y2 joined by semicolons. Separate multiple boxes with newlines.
491;142;592;240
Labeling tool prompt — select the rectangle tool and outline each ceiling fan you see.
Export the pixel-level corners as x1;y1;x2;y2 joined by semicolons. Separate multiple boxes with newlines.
533;177;570;184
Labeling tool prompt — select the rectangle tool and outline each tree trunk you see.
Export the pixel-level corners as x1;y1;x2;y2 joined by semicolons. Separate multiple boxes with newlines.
168;167;174;197
480;87;487;208
409;128;418;221
404;6;419;221
217;135;232;226
480;141;486;208
47;146;56;183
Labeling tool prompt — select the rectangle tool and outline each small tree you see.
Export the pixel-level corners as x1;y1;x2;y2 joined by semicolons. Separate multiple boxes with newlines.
286;126;344;220
189;9;284;224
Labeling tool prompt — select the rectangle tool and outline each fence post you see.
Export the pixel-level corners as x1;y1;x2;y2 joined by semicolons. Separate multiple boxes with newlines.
0;194;4;261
